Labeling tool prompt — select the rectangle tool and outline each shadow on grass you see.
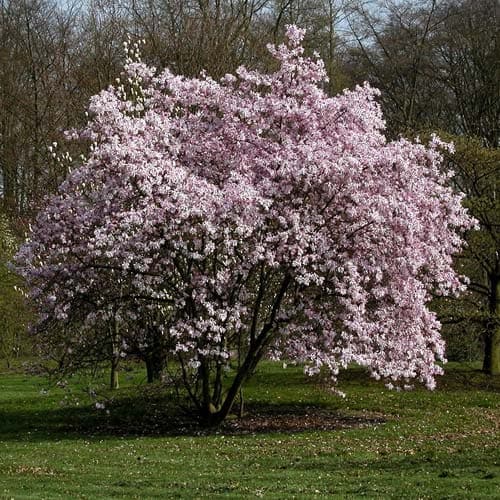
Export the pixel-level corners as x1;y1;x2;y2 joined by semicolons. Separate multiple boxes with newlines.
0;389;385;442
336;364;500;392
437;366;500;392
0;389;195;441
3;364;494;443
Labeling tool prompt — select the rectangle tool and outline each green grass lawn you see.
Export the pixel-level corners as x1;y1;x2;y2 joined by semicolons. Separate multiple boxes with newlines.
0;361;498;499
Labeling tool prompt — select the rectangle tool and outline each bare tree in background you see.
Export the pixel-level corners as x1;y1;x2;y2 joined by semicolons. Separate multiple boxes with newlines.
1;0;353;215
344;0;499;142
344;0;449;135
0;0;83;213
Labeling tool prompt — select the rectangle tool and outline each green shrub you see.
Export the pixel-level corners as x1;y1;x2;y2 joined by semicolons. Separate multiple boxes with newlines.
0;212;32;367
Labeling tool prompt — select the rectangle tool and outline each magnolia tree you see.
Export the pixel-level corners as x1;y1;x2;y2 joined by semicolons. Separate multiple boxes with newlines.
16;27;475;425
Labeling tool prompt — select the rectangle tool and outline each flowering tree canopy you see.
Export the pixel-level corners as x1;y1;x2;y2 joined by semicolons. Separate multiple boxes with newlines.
16;27;474;425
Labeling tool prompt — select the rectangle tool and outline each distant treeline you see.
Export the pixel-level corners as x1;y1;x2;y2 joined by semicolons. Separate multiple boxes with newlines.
0;0;498;370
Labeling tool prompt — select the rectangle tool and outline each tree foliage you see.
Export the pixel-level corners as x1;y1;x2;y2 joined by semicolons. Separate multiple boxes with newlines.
16;28;474;424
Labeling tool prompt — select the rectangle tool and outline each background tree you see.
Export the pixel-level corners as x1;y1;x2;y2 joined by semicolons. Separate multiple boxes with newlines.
0;0;83;213
345;0;450;135
344;0;500;367
433;0;500;147
345;0;499;141
436;136;500;374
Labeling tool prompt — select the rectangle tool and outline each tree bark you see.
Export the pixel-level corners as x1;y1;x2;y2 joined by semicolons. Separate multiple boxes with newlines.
489;277;500;375
483;276;500;375
110;319;120;389
110;358;119;390
199;273;292;427
144;324;167;382
145;353;165;383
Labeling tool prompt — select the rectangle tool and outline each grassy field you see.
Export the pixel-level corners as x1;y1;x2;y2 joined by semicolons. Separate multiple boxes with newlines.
0;361;499;499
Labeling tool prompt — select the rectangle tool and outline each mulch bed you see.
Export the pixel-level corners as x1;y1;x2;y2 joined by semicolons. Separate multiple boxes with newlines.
221;407;386;435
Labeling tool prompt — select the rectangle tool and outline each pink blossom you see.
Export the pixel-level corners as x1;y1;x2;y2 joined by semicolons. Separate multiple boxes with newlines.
16;26;475;399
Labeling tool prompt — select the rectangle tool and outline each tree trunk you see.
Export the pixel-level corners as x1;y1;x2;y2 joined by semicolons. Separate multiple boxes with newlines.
110;318;120;389
489;277;500;375
110;358;119;390
200;332;268;426
238;387;244;419
491;327;500;375
198;274;292;427
145;351;165;383
144;325;166;383
483;332;492;373
484;276;500;375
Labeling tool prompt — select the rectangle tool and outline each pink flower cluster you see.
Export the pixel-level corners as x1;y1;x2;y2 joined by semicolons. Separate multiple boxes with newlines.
16;26;475;390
